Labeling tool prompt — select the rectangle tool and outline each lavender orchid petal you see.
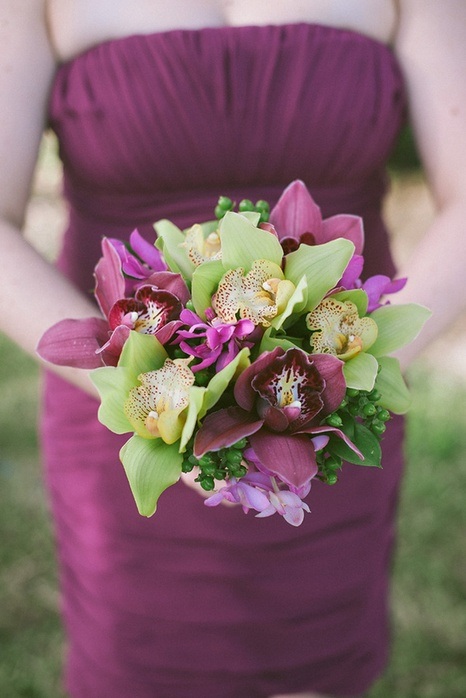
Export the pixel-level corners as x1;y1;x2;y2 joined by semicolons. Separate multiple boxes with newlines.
37;317;109;369
269;180;323;241
297;425;363;459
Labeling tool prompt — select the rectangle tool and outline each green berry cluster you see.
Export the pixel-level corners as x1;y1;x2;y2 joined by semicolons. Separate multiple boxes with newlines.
316;387;391;485
181;439;249;491
214;196;270;223
342;387;391;436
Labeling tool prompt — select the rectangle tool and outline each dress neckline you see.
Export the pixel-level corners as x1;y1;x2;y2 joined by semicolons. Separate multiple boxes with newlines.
57;21;395;67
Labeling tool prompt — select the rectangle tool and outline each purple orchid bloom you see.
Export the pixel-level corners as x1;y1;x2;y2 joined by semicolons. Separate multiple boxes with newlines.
269;180;364;255
175;308;256;372
109;229;167;279
204;471;311;527
194;347;361;490
339;255;407;312
37;237;189;369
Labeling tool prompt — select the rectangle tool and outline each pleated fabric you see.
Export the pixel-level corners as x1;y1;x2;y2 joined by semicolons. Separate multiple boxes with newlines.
43;23;406;697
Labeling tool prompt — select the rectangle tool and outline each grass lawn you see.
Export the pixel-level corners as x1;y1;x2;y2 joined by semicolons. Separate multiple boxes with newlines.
0;332;465;697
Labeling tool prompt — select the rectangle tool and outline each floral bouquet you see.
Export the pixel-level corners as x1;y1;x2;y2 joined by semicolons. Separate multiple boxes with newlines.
38;181;430;526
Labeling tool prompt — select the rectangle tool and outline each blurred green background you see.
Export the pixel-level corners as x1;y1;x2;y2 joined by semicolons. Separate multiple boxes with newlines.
0;130;465;697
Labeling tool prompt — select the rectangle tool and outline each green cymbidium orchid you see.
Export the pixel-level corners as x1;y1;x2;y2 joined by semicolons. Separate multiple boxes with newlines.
90;331;250;516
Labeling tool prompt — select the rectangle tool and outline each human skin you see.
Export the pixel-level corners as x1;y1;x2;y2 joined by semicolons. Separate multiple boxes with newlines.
1;2;466;695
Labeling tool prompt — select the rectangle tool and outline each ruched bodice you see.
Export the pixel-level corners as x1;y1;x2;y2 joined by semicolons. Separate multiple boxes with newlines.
49;24;405;291
43;24;407;698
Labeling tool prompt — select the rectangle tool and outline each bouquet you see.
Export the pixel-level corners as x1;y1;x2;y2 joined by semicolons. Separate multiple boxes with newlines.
38;181;430;526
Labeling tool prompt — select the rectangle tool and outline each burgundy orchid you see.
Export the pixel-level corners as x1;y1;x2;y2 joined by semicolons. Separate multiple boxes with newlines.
194;347;361;490
38;238;189;369
269;180;364;255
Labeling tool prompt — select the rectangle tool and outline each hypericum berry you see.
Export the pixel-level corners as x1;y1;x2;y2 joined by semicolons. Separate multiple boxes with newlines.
226;450;243;465
218;196;233;210
326;473;339;485
377;408;391;422
363;403;377;417
347;388;359;398
194;369;211;387
181;459;194;473
199;475;215;491
238;198;254;212
326;413;343;427
368;389;381;402
371;421;387;436
232;438;248;450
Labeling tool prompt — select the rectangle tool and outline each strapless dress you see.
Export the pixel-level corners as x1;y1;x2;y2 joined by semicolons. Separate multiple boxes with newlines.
42;22;406;698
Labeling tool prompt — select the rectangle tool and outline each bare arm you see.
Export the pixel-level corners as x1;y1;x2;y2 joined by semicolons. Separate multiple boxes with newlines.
0;0;100;396
392;0;466;368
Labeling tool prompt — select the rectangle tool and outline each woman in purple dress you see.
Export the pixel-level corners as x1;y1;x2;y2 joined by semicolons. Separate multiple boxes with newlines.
1;1;465;697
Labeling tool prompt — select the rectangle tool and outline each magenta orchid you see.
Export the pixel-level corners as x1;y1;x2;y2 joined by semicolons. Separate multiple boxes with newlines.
194;347;360;490
175;308;257;372
339;253;407;312
109;229;167;279
269;180;364;255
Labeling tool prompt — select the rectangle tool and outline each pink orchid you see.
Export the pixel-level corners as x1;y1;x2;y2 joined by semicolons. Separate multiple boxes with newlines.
194;347;361;490
175;308;256;372
108;229;167;280
37;238;189;369
269;180;364;255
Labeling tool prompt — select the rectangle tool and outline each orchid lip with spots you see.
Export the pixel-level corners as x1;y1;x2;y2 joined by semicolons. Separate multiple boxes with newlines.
37;180;431;523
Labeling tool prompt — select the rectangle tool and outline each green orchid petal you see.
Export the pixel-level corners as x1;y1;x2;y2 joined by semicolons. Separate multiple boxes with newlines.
120;435;182;516
201;347;250;418
374;356;411;414
259;328;302;353
191;259;225;318
284;238;355;312
154;219;196;279
270;275;308;330
238;211;261;226
91;366;134;434
368;303;431;357
342;352;379;391
91;333;169;435
219;211;283;272
331;289;369;316
179;386;207;452
118;331;168;380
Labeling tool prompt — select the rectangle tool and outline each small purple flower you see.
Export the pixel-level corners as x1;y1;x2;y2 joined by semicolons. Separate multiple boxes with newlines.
204;471;311;527
175;309;256;372
109;229;167;279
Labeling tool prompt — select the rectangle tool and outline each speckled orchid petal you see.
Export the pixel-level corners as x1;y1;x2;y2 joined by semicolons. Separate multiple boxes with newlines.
133;286;182;333
124;358;194;443
251;348;326;430
212;260;293;327
183;223;222;266
306;298;378;360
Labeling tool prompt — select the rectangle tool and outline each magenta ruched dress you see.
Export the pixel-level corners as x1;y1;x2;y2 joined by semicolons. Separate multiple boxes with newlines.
42;23;406;698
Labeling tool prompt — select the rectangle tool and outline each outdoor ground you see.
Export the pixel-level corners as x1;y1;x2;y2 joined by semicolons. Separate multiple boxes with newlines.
0;134;465;697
